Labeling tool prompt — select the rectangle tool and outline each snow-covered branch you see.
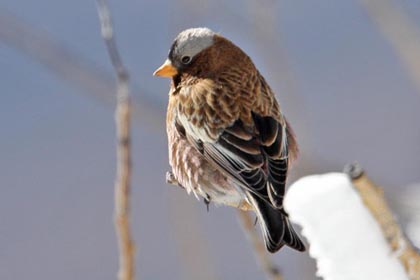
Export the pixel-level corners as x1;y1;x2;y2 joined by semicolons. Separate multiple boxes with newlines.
284;165;420;280
346;164;420;279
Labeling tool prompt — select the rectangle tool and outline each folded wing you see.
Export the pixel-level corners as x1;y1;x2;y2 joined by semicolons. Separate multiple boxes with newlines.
179;112;291;209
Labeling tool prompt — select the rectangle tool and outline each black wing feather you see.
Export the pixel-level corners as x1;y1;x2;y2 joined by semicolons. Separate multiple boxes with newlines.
181;115;289;207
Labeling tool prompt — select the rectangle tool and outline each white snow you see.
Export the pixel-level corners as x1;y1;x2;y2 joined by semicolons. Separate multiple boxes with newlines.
399;183;420;249
284;173;409;280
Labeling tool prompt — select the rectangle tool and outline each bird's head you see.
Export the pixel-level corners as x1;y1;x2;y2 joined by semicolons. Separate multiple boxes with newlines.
153;27;216;79
153;28;216;77
154;27;254;90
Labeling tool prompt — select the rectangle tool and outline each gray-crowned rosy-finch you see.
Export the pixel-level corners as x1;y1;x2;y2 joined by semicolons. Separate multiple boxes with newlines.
154;27;305;253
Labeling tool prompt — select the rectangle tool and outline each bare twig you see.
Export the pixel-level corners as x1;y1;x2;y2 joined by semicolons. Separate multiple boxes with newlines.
237;210;284;280
96;1;135;280
345;163;420;280
359;0;420;95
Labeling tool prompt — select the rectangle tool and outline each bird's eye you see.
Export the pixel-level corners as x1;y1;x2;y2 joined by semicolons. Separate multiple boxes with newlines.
181;56;191;64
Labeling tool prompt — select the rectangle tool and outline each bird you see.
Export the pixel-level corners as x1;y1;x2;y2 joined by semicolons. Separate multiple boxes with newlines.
154;27;305;253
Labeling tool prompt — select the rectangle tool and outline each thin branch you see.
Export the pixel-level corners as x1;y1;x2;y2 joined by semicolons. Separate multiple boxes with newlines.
359;0;420;95
96;1;135;280
345;163;420;280
237;210;284;280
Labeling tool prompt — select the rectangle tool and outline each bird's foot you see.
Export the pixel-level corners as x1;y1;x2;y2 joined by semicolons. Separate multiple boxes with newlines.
166;171;177;185
204;194;211;212
166;171;184;189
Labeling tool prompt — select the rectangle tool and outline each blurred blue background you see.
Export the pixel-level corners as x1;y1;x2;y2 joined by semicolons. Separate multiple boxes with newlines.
1;0;419;279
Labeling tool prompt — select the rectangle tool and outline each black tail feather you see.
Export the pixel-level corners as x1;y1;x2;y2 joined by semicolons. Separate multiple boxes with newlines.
247;192;306;253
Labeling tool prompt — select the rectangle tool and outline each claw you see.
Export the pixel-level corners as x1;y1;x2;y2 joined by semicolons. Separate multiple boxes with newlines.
166;171;185;189
166;171;177;185
204;194;211;212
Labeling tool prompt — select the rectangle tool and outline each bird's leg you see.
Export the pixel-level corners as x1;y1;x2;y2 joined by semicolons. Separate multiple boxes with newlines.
204;194;211;212
166;171;185;189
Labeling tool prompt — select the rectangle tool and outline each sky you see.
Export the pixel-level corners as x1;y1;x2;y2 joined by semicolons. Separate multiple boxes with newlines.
1;0;419;279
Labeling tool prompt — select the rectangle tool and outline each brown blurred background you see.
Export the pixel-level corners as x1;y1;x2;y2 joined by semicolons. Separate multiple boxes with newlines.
1;0;419;279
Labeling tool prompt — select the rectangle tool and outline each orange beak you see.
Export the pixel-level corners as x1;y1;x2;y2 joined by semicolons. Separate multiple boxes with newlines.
153;59;178;77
